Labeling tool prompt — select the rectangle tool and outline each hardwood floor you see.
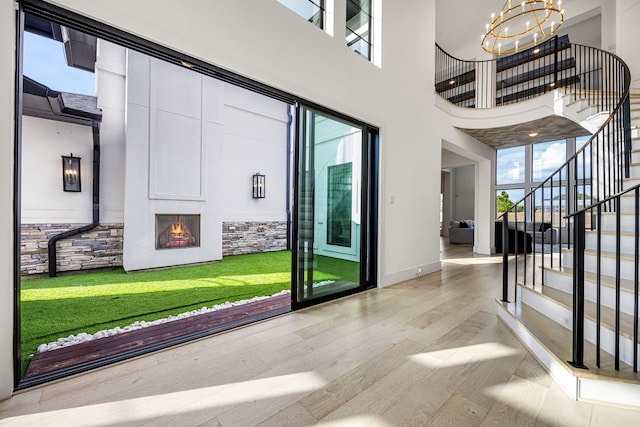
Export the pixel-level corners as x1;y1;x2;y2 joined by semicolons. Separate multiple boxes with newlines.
1;240;639;426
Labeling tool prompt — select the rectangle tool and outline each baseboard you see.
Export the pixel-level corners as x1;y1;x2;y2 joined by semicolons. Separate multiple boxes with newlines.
379;261;441;288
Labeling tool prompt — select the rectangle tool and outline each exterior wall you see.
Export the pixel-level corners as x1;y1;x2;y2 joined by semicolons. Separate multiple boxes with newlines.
123;52;288;271
21;116;94;224
95;40;126;223
222;221;287;256
20;224;123;276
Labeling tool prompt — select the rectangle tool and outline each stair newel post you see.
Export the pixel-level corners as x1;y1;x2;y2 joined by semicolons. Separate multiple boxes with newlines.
502;214;509;303
634;187;639;373
569;210;588;369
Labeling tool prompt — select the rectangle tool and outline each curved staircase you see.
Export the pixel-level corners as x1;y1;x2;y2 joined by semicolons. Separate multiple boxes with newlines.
436;38;640;407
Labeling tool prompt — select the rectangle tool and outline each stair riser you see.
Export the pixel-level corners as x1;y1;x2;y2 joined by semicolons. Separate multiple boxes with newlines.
622;178;640;191
543;268;639;316
600;214;637;233
618;195;640;212
563;251;638;282
586;232;639;255
519;286;640;368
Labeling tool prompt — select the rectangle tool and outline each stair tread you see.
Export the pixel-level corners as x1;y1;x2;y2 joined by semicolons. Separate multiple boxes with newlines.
548;266;638;294
562;247;636;261
505;301;640;382
537;285;639;342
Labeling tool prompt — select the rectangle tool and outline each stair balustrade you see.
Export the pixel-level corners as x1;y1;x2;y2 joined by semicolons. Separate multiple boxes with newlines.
436;39;634;372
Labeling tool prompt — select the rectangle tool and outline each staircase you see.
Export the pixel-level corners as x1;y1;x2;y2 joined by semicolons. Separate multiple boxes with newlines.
497;92;640;408
435;38;640;407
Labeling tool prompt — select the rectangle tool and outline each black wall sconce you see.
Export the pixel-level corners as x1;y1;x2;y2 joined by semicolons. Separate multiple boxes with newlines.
252;172;265;198
62;154;81;192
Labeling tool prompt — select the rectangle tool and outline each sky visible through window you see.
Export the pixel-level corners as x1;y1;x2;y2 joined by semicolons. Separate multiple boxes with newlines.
23;31;95;96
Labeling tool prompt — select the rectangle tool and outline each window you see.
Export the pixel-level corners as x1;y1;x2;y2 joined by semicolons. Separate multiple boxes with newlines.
496;146;525;185
495;136;591;223
496;188;525;220
346;0;372;59
532;140;566;182
277;0;325;28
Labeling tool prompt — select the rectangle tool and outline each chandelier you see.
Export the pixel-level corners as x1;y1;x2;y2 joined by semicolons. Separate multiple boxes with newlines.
481;0;564;55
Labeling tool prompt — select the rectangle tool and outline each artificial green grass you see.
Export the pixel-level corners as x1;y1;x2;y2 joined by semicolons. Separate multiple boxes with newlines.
20;250;359;374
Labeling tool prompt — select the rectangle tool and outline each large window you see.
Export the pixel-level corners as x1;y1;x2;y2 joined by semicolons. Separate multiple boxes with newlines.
495;137;590;222
346;0;372;59
532;140;566;182
277;0;325;28
496;146;525;185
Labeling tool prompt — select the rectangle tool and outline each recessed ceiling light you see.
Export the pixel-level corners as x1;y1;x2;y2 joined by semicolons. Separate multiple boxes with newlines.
529;132;539;137
533;48;540;54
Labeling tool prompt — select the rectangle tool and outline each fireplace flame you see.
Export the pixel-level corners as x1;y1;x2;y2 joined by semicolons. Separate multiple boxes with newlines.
170;222;184;237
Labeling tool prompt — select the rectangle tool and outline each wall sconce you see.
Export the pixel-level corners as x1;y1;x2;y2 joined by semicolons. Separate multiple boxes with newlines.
61;154;81;192
252;173;265;198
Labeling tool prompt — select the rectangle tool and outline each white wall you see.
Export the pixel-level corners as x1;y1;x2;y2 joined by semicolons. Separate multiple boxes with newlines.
616;0;640;89
0;0;15;402
123;51;288;271
221;84;288;222
21;116;94;223
95;40;126;223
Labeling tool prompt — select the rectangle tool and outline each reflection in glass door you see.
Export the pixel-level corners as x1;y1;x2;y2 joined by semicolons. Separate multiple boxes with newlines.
293;105;376;307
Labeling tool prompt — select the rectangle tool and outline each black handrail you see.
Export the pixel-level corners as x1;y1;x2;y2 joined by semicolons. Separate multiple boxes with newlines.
436;38;633;372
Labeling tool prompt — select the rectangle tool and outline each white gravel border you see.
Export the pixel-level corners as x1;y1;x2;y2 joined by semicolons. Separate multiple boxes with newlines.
35;290;292;354
35;280;337;354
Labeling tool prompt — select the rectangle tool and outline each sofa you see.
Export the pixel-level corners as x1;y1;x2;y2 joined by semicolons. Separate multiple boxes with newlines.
494;220;558;253
449;220;474;245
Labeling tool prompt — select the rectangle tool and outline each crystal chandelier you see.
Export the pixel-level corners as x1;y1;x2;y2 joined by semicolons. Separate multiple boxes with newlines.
481;0;564;55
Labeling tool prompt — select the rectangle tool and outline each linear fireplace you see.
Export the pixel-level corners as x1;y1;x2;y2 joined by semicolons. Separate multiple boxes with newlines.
156;214;200;250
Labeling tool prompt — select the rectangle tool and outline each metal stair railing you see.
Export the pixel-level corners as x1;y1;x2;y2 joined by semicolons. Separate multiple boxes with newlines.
436;40;632;371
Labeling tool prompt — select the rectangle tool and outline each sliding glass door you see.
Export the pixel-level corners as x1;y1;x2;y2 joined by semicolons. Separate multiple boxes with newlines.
293;105;377;307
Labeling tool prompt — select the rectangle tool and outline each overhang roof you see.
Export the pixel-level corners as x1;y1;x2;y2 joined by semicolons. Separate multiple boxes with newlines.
23;76;101;125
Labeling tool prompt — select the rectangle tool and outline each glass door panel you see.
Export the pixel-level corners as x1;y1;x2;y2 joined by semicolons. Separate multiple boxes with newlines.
294;106;364;304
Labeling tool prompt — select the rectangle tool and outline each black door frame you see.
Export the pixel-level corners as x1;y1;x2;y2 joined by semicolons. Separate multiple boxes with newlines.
14;0;379;388
291;103;378;310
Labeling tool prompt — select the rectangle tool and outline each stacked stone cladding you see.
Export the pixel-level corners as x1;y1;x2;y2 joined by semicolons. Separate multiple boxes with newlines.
222;221;288;256
20;223;124;276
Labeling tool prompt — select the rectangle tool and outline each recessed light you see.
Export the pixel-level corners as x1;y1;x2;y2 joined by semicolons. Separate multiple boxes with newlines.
533;48;540;54
180;61;194;68
529;132;539;137
449;79;456;85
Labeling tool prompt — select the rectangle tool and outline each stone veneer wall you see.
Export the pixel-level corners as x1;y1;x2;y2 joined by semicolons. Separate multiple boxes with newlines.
222;221;288;256
21;223;124;276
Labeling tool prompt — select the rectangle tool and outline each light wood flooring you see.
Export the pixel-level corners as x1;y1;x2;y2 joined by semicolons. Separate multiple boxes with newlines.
1;240;639;426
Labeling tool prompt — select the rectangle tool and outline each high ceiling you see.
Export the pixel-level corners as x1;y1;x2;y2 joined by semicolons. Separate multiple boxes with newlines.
436;0;600;150
436;0;588;59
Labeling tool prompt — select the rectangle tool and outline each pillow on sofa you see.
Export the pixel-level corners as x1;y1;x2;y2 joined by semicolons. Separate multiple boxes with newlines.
458;221;468;228
465;220;474;229
449;220;461;228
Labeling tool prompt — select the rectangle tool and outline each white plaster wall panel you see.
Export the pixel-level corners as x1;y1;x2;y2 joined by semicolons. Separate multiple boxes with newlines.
221;132;286;221
21;116;94;224
125;50;150;107
224;83;288;123
223;104;287;146
96;40;127;223
202;76;224;125
122;102;151;271
149;110;204;200
151;59;201;118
